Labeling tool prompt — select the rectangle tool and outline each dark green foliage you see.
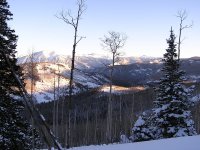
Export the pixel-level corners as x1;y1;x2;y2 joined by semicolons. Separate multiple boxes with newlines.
0;0;41;149
152;28;196;139
131;112;153;142
0;95;31;149
0;1;23;96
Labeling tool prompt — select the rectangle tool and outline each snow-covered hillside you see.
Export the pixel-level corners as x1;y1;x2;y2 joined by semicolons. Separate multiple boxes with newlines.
24;62;109;103
17;50;162;69
69;135;200;150
18;51;161;103
18;51;200;103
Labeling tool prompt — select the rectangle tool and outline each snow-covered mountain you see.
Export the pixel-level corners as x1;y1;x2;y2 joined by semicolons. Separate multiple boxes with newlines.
17;51;162;70
22;61;109;103
18;51;200;103
18;51;110;70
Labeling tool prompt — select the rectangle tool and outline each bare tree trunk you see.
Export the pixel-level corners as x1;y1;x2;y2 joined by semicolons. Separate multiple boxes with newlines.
113;116;117;142
68;111;71;148
29;50;36;150
73;108;77;129
119;95;122;134
177;23;182;61
57;1;86;148
101;31;127;144
64;117;68;148
31;117;35;150
176;10;192;61
43;64;46;81
107;91;112;143
53;70;56;139
94;107;98;144
130;94;135;133
65;111;71;149
85;111;89;145
61;95;65;146
107;53;115;143
56;65;60;138
72;108;77;147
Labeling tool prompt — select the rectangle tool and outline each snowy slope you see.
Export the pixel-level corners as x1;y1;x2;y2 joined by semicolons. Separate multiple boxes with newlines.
17;50;162;69
24;62;109;103
18;51;200;102
69;135;200;150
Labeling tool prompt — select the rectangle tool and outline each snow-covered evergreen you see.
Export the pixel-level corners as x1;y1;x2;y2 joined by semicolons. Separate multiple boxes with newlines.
151;28;196;139
131;112;153;142
0;0;41;149
0;95;31;149
131;28;196;142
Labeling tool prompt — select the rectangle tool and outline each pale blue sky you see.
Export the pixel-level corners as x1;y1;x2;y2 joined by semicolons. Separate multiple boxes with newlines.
8;0;200;58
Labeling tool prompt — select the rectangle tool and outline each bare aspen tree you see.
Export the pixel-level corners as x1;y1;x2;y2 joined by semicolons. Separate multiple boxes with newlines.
119;95;122;133
130;94;135;134
57;0;86;104
94;107;98;144
101;31;127;143
53;68;56;138
61;79;67;143
23;50;39;102
73;108;77;129
52;62;61;138
52;62;61;141
56;64;61;138
29;51;35;103
85;110;89;145
28;50;37;150
22;50;39;149
176;10;193;61
57;0;86;148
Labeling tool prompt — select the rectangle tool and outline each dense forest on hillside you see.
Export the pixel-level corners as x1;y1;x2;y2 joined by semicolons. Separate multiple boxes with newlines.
36;83;200;147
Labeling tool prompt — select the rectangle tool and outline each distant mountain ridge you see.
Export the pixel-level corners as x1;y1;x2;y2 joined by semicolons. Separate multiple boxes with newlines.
17;50;162;69
17;51;200;102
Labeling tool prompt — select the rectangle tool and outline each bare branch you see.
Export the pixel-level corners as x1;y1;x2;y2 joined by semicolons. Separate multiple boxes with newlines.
180;37;186;43
181;22;193;30
101;31;127;55
76;36;86;45
56;0;86;29
76;0;86;19
176;10;187;21
176;9;193;60
56;11;76;28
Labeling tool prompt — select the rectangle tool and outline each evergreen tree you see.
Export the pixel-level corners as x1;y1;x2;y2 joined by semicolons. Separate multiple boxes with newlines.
0;0;41;149
151;28;196;139
131;112;154;142
131;28;196;142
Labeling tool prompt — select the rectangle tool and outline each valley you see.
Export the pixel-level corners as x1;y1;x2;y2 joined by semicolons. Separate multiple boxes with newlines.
19;51;200;103
18;51;200;147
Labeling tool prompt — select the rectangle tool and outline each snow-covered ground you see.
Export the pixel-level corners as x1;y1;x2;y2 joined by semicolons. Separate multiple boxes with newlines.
69;135;200;150
24;62;108;103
